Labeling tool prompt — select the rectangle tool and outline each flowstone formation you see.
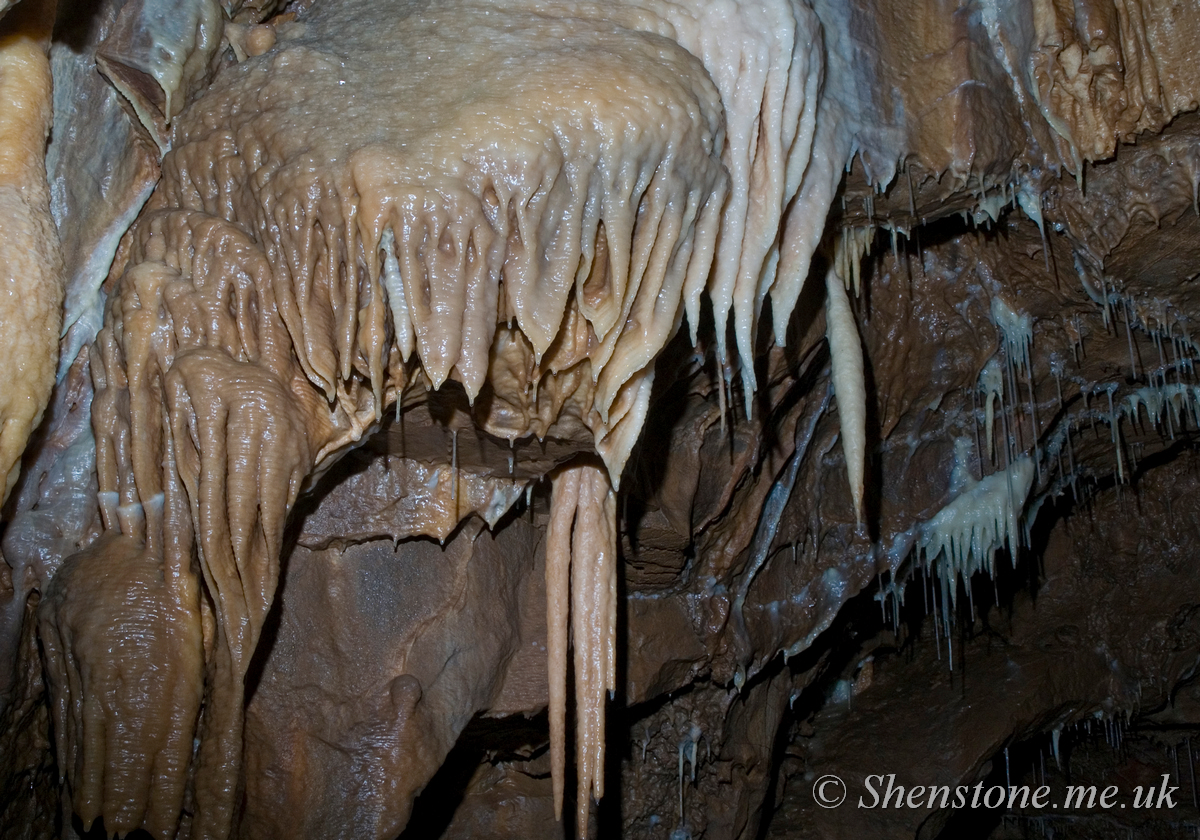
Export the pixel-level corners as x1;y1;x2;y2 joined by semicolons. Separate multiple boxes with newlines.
4;0;1200;839
0;0;61;510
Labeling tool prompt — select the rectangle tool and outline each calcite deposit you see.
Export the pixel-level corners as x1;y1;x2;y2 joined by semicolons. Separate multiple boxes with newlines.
0;0;61;506
3;0;1200;838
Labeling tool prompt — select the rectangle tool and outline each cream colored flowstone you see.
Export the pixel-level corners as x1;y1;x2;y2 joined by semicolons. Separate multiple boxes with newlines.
0;0;62;504
546;462;617;837
37;0;867;836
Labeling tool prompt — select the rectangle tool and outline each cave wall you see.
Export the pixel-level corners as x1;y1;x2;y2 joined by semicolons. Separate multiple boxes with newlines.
1;0;1200;838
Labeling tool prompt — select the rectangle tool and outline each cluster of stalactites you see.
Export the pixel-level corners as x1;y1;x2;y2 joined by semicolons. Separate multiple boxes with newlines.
157;0;835;478
919;452;1035;607
546;462;617;838
70;2;852;835
615;0;828;404
160;85;728;483
83;206;323;839
454;0;831;409
355;126;727;481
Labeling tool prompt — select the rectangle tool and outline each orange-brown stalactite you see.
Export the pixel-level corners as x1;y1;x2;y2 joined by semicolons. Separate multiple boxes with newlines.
545;464;580;821
546;461;617;836
75;204;325;837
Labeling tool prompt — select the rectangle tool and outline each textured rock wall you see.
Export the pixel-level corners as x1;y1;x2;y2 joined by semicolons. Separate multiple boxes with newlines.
1;0;1200;838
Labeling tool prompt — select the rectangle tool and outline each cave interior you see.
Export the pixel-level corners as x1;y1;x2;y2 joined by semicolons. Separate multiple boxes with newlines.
3;0;1200;839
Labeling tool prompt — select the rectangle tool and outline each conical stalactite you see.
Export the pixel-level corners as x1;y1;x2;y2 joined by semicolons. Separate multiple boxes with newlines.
824;263;866;524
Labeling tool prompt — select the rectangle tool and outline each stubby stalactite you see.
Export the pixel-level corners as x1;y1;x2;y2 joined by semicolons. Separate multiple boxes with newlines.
38;533;203;838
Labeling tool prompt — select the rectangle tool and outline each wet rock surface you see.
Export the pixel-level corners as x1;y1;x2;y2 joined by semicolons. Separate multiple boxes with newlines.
3;0;1200;838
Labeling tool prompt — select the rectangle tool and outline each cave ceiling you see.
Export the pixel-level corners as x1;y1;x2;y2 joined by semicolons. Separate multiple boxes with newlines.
2;0;1200;838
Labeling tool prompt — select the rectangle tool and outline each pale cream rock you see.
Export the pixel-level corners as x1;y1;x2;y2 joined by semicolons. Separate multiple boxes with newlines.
546;462;617;837
0;0;62;505
824;264;866;524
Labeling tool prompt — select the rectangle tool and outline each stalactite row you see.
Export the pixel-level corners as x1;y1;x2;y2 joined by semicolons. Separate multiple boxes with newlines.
621;0;826;402
147;0;842;473
459;0;831;405
154;0;733;480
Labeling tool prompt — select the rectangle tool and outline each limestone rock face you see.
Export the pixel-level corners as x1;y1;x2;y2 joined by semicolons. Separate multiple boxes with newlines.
3;1;1200;839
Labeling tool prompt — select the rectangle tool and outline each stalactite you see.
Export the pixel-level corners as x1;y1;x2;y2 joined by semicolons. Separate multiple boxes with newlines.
546;462;617;837
545;467;579;822
826;245;868;523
